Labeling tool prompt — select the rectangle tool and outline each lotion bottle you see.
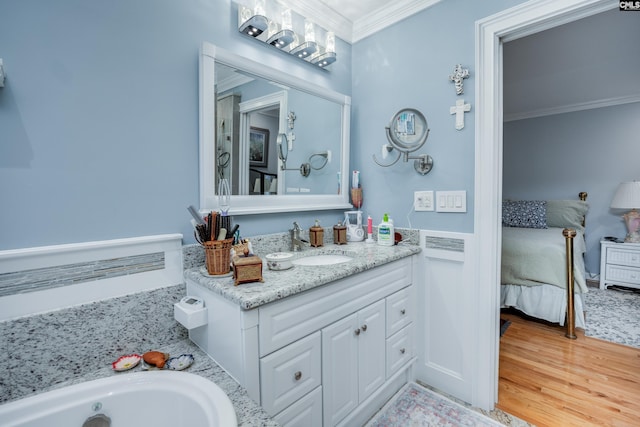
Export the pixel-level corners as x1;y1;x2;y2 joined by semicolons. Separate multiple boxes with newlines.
377;213;394;246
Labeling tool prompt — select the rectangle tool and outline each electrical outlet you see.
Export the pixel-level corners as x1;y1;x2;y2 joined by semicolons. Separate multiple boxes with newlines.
414;191;434;211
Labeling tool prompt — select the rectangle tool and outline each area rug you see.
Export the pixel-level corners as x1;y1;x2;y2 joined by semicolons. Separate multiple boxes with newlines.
500;318;511;337
583;286;640;348
365;382;503;427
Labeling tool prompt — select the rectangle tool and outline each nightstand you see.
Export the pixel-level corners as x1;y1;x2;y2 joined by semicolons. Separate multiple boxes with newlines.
599;240;640;290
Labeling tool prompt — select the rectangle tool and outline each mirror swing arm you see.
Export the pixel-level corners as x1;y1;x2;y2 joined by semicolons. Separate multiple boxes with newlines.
277;133;330;177
372;108;434;175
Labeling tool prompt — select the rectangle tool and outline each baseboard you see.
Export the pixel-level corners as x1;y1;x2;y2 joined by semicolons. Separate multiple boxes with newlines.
586;279;600;288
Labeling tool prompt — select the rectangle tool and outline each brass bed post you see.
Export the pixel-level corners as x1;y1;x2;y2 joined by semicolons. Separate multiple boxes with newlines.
563;228;577;339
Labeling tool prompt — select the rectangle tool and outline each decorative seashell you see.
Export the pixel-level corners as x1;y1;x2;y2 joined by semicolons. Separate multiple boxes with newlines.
166;354;195;371
112;354;141;371
142;351;169;368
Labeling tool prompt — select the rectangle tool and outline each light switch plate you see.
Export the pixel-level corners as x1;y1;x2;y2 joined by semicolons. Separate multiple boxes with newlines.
414;191;434;211
436;191;466;212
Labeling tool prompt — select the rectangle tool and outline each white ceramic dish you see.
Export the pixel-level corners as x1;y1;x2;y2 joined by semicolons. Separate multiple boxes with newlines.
265;252;294;270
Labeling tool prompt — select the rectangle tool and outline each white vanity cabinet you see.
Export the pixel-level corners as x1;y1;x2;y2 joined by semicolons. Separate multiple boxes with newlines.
322;300;386;426
186;255;417;427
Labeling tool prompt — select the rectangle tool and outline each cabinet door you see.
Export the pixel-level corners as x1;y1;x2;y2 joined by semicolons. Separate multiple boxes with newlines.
322;313;358;426
357;300;386;402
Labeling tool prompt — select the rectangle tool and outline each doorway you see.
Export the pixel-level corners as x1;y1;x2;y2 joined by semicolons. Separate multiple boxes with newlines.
473;0;617;410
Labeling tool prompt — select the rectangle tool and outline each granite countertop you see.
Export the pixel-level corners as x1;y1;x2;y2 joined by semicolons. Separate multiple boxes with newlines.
15;339;278;427
185;241;421;310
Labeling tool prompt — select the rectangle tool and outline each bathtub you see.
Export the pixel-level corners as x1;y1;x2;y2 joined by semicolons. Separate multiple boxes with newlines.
0;371;237;427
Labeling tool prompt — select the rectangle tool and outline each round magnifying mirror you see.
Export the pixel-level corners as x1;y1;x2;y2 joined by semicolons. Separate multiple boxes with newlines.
385;108;430;152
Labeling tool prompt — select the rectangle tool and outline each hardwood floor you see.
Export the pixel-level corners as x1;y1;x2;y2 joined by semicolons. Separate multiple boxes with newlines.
497;312;640;427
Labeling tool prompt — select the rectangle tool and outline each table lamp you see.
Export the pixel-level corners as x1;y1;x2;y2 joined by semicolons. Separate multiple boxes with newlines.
610;181;640;243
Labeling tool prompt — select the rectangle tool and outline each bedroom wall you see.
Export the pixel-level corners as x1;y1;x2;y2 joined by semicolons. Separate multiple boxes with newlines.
503;102;640;277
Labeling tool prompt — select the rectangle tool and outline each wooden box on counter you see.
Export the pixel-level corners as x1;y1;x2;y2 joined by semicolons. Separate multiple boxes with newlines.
232;253;264;285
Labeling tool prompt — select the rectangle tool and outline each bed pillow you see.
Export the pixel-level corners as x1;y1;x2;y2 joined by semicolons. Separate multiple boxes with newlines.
502;200;547;229
546;200;589;231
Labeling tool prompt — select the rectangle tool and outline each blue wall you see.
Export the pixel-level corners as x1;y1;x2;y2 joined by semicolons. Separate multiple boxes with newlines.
503;103;640;275
350;0;525;233
0;0;351;249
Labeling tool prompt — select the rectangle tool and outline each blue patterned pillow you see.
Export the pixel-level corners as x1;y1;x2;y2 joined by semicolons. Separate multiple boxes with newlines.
502;200;548;229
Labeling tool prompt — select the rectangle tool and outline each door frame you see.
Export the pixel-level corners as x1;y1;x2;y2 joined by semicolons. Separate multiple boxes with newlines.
473;0;617;409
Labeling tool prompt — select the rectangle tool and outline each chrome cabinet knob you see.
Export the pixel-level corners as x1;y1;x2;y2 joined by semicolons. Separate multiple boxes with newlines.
400;348;406;354
294;371;302;381
361;324;367;332
354;328;361;335
400;309;406;315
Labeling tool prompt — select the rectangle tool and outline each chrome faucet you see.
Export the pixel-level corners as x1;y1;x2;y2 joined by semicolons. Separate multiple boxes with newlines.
290;221;308;251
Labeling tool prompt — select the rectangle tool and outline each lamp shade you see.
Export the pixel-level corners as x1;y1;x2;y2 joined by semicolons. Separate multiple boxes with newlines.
610;181;640;209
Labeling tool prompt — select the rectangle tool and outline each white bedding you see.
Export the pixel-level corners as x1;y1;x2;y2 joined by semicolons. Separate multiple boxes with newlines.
501;226;588;294
501;283;586;329
501;226;587;329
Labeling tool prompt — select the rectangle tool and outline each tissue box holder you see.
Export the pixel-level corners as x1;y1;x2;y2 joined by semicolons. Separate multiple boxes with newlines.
232;254;264;285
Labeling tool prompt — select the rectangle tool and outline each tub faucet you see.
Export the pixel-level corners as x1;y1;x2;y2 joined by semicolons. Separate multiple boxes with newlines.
290;221;308;251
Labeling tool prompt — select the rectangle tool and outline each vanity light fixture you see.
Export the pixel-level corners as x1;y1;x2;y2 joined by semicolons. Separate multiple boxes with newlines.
290;19;318;59
238;0;268;37
266;8;295;49
235;1;337;69
311;32;337;67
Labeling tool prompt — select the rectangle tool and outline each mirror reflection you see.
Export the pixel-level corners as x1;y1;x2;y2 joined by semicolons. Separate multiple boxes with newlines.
214;63;343;196
200;42;351;215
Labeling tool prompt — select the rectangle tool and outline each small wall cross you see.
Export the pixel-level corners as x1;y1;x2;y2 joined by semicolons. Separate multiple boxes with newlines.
449;64;470;95
450;99;471;130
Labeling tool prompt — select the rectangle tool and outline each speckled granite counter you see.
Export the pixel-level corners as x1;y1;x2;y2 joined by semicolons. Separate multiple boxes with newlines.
185;241;421;310
0;284;277;426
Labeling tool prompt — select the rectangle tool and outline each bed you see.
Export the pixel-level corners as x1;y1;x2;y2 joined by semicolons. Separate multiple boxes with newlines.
500;193;589;338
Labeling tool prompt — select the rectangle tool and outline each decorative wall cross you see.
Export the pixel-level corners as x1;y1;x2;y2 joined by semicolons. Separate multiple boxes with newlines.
449;64;470;95
450;99;471;130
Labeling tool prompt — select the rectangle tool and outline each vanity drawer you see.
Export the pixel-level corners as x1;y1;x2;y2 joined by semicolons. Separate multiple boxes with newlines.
386;324;414;378
607;247;640;268
386;287;411;337
260;332;322;416
259;257;412;356
273;386;323;427
605;264;640;285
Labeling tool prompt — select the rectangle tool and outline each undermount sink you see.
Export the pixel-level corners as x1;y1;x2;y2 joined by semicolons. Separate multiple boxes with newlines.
292;254;354;266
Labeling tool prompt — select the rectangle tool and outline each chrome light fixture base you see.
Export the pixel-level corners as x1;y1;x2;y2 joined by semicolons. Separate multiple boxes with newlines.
266;29;295;49
239;15;269;38
311;51;337;67
290;41;318;59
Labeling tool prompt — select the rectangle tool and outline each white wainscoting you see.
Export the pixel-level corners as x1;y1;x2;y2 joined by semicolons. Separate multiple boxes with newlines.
414;229;476;404
0;234;183;321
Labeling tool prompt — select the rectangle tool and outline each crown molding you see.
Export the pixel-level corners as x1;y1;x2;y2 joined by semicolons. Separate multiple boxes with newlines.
353;0;442;43
504;94;640;122
279;0;353;43
282;0;442;44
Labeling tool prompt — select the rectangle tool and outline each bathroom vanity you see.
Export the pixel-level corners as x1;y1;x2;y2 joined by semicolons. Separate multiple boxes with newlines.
184;243;420;427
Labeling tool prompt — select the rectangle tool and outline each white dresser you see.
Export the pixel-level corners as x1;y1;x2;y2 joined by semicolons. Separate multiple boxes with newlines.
599;240;640;290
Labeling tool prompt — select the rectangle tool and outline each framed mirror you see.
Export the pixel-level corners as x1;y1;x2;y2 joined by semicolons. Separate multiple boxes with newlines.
199;42;352;215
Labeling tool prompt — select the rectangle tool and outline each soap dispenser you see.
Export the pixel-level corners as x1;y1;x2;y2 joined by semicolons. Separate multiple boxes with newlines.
309;220;324;247
377;213;394;246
